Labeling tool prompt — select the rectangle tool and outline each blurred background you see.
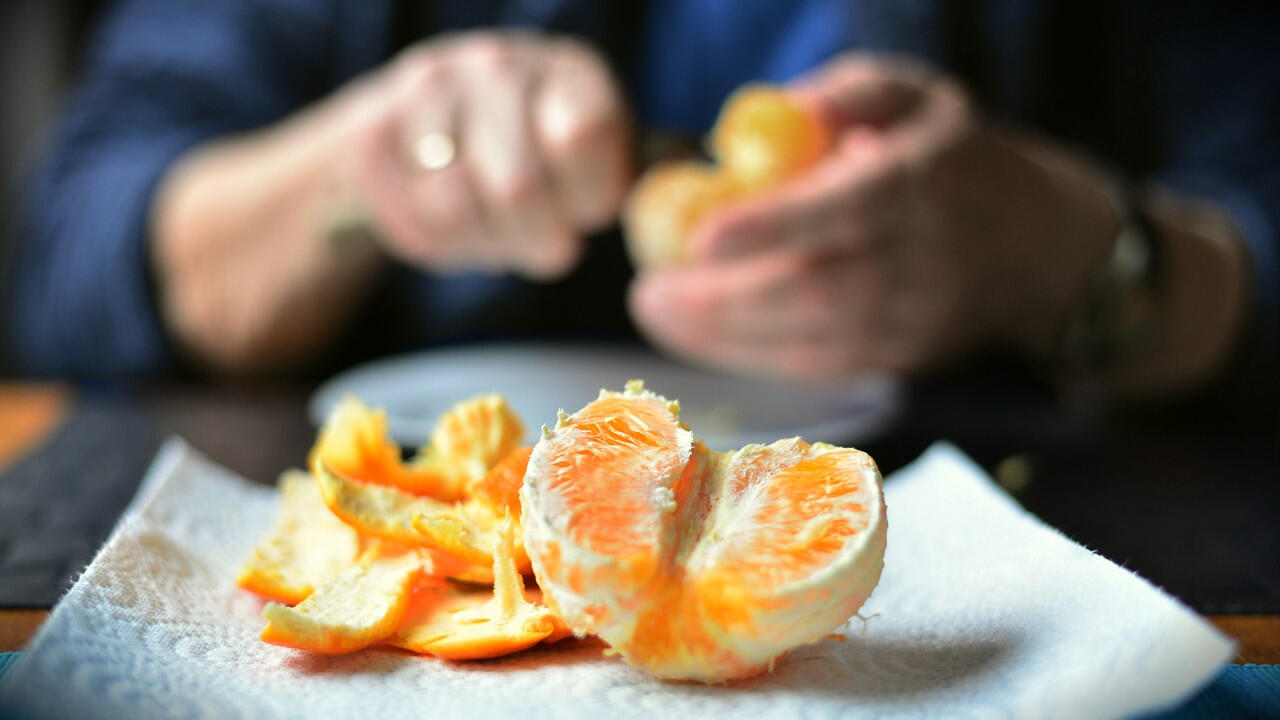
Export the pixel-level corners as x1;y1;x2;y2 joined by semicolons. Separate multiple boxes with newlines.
0;1;103;376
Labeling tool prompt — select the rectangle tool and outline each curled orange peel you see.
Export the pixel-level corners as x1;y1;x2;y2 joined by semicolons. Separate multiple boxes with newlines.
310;394;523;501
236;470;361;605
314;450;534;573
260;544;427;654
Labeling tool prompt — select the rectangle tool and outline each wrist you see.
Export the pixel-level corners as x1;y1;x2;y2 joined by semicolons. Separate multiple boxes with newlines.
1002;135;1121;363
1053;179;1163;377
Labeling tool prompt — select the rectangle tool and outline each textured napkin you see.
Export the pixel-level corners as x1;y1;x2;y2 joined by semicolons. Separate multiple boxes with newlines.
0;439;1232;720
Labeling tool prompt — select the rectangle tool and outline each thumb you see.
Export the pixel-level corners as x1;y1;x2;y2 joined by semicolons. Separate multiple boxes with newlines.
789;57;926;131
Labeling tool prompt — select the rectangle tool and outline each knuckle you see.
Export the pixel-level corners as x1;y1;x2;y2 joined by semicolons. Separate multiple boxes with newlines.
457;35;515;71
423;199;476;242
527;233;582;277
488;165;543;208
798;279;837;319
682;283;722;322
542;105;616;159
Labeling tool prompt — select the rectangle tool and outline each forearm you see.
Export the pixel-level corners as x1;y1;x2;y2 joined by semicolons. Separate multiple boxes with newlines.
151;86;384;374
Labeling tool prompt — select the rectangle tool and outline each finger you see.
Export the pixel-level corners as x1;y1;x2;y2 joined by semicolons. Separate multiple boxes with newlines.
689;133;901;260
533;39;632;231
633;277;869;380
455;39;579;278
629;249;882;375
390;59;496;270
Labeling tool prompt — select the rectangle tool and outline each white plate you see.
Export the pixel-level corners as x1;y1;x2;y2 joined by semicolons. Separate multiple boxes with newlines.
309;343;902;451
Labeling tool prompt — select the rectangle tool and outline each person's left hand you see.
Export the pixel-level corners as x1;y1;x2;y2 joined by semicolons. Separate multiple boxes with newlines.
628;55;1118;379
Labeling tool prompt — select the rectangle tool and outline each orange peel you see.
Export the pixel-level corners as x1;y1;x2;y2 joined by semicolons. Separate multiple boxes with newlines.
260;544;427;654
236;470;361;605
310;394;523;501
388;520;566;659
521;380;887;682
314;451;533;573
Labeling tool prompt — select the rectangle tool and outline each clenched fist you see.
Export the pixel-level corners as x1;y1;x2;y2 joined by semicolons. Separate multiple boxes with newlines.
342;32;632;279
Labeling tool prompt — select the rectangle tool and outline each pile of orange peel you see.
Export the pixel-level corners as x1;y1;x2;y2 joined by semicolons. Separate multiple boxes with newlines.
238;380;887;682
239;393;569;659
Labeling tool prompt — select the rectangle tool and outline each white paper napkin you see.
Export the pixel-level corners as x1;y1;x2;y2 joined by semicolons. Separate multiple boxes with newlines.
0;438;1232;720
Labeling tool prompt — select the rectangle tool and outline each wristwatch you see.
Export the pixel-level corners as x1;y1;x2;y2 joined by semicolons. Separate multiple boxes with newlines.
1056;181;1163;377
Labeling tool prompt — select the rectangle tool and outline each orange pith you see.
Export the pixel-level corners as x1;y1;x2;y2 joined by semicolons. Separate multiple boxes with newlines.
260;544;426;654
522;381;887;682
387;520;566;659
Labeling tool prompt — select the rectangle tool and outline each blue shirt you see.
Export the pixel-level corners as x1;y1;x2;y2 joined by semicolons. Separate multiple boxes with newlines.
6;0;1277;414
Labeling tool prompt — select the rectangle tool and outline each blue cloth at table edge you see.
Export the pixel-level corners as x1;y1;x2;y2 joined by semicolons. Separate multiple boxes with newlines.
0;652;1277;719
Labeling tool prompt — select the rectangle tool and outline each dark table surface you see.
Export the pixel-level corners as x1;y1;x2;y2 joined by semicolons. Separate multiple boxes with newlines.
1;371;1276;617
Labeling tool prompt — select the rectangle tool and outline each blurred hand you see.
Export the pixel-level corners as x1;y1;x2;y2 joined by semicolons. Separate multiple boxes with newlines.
629;55;1116;379
341;32;631;279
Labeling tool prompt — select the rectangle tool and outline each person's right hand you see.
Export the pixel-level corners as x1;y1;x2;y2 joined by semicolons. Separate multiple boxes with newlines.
337;32;632;279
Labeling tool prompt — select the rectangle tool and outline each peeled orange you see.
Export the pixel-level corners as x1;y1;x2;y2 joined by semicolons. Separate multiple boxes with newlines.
521;381;886;682
624;84;831;268
623;163;742;267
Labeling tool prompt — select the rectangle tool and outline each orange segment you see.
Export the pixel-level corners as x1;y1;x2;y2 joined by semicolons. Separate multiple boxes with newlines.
237;470;361;605
310;394;523;501
260;545;426;654
521;382;706;630
521;380;887;682
710;84;831;189
706;443;880;588
527;381;690;558
389;521;565;659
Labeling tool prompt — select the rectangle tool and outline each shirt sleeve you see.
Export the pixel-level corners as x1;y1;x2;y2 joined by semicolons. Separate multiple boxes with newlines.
1142;7;1279;419
4;0;370;377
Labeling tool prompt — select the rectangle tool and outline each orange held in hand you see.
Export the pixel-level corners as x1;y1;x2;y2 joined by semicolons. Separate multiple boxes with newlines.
521;380;887;682
624;85;831;267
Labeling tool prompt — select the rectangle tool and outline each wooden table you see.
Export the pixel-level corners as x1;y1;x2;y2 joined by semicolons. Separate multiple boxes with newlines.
1;381;1276;662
